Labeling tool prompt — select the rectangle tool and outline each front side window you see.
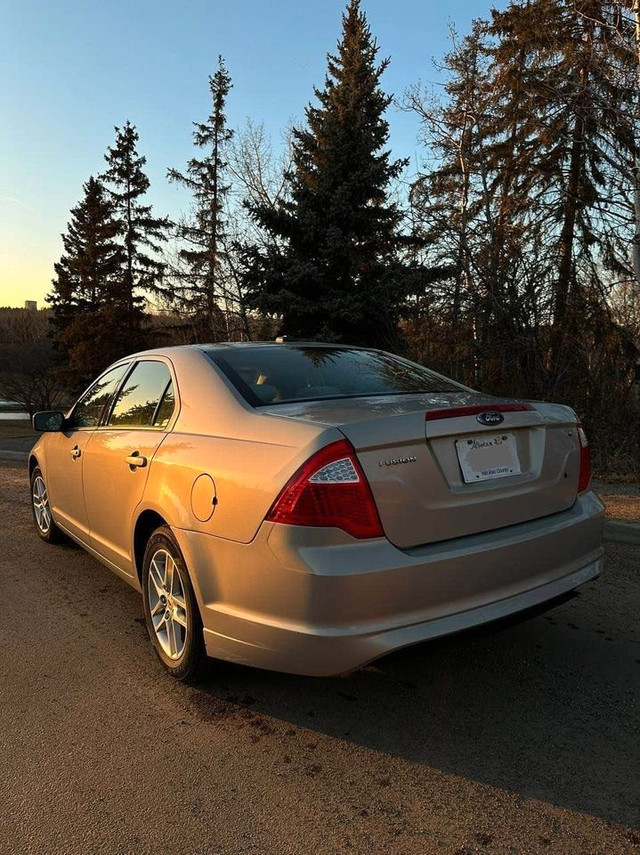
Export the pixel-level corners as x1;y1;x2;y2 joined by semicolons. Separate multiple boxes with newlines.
72;363;130;428
108;361;173;428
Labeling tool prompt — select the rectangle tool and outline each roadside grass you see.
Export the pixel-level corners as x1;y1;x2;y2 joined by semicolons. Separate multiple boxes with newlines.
597;495;640;521
589;424;640;485
591;450;640;485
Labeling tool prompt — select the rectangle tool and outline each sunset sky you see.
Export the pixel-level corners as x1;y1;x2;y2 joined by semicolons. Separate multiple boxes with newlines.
0;0;505;309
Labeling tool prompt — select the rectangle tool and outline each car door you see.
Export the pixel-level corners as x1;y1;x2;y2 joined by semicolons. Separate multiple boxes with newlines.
82;359;177;574
45;363;130;543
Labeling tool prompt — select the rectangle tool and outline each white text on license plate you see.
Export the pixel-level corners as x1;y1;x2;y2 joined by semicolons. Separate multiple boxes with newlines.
455;433;521;483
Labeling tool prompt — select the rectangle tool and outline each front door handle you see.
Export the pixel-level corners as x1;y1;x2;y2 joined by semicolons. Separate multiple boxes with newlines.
70;445;81;459
125;452;147;468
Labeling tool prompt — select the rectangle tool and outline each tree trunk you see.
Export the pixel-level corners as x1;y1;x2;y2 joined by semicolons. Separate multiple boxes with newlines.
633;0;640;287
551;14;592;388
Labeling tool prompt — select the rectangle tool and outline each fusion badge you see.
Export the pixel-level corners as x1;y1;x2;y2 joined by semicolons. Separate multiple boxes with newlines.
378;455;417;468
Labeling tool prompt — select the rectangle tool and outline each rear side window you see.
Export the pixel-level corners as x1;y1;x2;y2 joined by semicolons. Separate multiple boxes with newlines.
206;346;463;406
153;381;175;428
108;361;174;428
72;363;130;428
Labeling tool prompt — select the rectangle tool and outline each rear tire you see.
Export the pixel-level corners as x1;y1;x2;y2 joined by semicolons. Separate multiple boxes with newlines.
30;466;63;543
142;526;206;683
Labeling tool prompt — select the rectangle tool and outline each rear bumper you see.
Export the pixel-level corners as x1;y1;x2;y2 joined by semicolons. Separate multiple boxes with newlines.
174;490;604;677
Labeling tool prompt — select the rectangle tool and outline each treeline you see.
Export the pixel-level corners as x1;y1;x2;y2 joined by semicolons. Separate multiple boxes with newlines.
0;307;65;415
47;0;411;381
405;0;640;475
7;0;640;476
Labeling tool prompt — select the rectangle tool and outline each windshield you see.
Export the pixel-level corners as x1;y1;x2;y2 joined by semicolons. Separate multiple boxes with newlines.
205;345;464;406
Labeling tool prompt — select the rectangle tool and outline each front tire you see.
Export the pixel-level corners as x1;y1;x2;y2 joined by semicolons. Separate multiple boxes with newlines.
30;466;63;543
142;526;206;682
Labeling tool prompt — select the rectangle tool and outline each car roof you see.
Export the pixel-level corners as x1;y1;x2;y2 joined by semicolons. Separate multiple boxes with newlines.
197;341;372;351
123;341;374;359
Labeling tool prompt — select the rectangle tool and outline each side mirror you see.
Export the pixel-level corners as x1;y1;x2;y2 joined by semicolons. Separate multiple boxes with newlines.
33;411;66;432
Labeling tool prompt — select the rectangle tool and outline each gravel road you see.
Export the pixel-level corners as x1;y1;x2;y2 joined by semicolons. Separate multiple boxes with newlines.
1;461;638;855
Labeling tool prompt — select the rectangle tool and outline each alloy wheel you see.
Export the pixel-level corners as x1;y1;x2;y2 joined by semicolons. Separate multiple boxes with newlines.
32;474;51;535
147;548;189;660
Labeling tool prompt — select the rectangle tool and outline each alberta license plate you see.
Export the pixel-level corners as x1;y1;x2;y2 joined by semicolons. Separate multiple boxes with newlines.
455;432;521;483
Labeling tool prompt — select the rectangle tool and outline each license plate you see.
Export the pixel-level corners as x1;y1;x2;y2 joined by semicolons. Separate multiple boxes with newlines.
455;432;521;483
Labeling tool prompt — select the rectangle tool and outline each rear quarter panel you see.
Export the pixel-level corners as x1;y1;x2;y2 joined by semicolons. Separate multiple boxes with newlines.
143;425;338;543
137;348;340;543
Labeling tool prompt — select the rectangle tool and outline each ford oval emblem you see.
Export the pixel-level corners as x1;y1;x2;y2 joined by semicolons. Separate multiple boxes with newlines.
476;411;504;426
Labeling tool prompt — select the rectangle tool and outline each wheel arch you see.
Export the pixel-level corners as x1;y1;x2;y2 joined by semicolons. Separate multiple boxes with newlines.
133;509;168;585
28;454;39;477
133;509;207;619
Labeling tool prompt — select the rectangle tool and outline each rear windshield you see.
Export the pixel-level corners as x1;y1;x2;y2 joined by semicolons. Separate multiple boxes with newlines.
205;345;463;406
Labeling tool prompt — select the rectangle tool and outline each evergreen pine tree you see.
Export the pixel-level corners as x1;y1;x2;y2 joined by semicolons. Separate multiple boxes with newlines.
408;22;551;390
409;1;638;397
168;57;234;339
243;0;408;348
101;121;170;333
486;0;637;385
47;177;126;385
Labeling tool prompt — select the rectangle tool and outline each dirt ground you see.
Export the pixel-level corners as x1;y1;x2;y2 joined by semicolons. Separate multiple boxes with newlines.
1;460;639;855
592;481;640;522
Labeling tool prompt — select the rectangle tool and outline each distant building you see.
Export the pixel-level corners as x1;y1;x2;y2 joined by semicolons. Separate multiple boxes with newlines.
24;300;37;311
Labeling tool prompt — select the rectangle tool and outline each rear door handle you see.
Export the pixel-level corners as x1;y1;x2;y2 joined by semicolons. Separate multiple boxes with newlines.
70;445;81;459
125;453;147;468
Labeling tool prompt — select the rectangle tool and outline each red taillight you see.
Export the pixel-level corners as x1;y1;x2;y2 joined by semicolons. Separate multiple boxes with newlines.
266;439;383;539
577;423;591;493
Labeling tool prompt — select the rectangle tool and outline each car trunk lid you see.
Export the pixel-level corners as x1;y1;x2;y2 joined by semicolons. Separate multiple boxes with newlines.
264;394;581;548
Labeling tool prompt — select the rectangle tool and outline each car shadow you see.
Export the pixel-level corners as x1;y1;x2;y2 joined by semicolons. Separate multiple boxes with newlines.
33;525;638;832
185;595;639;830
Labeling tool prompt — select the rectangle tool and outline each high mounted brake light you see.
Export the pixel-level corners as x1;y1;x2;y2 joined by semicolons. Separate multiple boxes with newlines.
424;403;535;422
265;439;383;539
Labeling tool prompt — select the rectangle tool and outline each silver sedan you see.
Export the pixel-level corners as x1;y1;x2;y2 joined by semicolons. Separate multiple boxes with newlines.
29;343;604;680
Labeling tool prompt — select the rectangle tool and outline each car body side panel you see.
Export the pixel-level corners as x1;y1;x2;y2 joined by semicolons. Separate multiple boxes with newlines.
141;424;338;545
34;429;94;541
83;429;168;575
